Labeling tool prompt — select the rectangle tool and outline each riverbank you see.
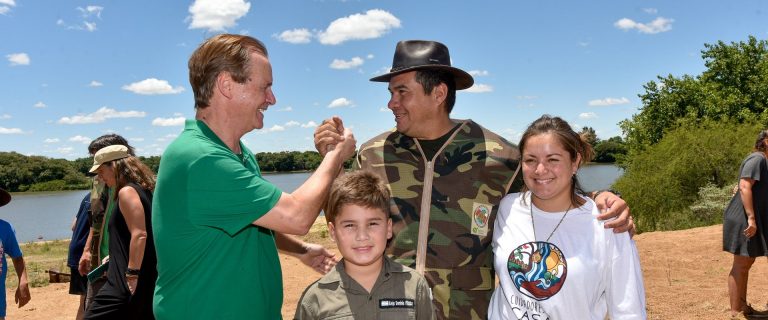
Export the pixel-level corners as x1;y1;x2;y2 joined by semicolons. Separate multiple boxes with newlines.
8;219;754;319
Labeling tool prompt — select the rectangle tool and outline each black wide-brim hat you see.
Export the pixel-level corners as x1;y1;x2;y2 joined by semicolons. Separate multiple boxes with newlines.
370;40;474;90
0;188;10;208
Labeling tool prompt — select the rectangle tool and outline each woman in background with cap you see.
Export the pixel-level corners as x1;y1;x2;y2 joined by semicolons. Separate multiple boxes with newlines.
0;188;31;320
723;129;768;318
84;145;157;320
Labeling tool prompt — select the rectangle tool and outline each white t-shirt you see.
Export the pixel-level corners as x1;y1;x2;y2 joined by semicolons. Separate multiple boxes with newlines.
488;192;646;320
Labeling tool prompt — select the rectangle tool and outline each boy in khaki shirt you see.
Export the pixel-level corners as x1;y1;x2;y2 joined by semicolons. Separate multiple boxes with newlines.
295;171;434;320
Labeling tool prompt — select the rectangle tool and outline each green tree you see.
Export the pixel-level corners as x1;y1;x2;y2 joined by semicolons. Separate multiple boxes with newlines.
620;36;768;161
579;127;599;148
613;120;760;232
593;136;627;163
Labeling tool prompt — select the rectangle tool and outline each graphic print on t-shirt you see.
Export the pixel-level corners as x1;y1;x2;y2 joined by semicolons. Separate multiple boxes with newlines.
508;241;567;301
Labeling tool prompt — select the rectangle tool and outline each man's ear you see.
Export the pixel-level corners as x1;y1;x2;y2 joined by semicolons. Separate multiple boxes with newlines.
216;72;234;99
432;82;448;105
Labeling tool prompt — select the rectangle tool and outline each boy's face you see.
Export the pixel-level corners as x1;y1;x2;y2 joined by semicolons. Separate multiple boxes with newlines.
328;204;393;271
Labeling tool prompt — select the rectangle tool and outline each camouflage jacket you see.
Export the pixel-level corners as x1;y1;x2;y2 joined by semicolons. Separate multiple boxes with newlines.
355;119;520;319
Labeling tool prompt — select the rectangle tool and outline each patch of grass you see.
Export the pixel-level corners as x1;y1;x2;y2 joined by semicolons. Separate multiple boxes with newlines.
6;240;70;288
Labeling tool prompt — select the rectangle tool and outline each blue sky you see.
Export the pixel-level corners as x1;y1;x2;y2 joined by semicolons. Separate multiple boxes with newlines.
1;0;766;160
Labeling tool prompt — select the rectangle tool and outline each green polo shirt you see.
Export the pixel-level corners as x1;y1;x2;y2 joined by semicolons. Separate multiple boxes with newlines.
153;120;282;319
295;256;435;320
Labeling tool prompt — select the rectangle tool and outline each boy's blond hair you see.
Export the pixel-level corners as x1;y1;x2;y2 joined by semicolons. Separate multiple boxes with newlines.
324;170;391;223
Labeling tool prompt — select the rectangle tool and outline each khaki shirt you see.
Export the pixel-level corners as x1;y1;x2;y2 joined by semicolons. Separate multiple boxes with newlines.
294;256;434;320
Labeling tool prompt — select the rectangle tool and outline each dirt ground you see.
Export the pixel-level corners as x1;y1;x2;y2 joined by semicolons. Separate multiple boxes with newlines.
6;223;768;319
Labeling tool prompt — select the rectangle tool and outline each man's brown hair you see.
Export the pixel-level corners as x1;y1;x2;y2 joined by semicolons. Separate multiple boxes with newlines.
324;170;391;223
188;34;268;109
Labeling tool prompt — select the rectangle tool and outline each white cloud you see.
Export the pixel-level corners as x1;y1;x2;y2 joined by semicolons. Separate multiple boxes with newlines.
318;9;401;45
301;121;318;128
328;97;353;108
122;78;185;95
44;138;60;143
285;120;300;127
277;106;293;112
156;134;179;142
0;0;14;15
372;66;391;77
367;54;374;59
88;81;103;87
379;107;389;112
502;128;523;144
275;28;312;44
69;135;91;144
34;101;47;108
465;84;493;93
58;106;146;124
468;70;489;76
614;17;673;34
77;6;103;18
330;57;364;69
588;97;630;106
57;147;74;154
131;137;145;142
516;95;538;100
152;116;185;126
0;114;10;119
187;0;250;32
83;21;97;32
266;124;285;132
643;8;658;14
579;112;598;120
6;53;30;66
0;126;22;134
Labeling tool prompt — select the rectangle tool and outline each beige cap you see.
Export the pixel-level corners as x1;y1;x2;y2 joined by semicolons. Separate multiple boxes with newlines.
90;145;130;173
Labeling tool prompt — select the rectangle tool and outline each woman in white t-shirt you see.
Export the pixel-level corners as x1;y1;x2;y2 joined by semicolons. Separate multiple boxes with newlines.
488;115;646;319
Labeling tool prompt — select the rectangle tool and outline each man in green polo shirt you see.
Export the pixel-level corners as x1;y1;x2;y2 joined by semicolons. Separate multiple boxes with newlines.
152;34;356;319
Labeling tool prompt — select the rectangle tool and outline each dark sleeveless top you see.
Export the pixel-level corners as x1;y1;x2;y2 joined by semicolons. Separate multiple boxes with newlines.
85;183;156;319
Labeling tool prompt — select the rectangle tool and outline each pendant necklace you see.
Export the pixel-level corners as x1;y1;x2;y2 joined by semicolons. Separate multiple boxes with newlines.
530;194;572;242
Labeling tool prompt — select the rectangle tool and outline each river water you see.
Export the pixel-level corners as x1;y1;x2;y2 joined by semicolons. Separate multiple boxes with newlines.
1;165;622;242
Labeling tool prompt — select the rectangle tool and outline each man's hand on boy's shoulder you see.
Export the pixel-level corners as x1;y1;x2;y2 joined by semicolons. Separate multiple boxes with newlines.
299;243;338;274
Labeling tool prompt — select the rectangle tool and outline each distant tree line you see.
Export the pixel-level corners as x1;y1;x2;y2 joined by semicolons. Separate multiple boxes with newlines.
577;126;628;163
0;150;350;192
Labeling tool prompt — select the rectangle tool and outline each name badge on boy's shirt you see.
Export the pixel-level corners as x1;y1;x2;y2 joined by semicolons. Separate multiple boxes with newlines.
379;299;415;309
471;202;491;237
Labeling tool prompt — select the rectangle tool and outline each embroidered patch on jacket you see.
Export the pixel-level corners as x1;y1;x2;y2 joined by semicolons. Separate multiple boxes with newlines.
379;298;415;309
471;202;492;237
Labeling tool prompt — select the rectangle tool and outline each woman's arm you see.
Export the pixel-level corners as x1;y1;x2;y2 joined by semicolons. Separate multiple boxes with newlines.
739;178;757;238
118;186;147;294
607;233;646;319
78;228;95;276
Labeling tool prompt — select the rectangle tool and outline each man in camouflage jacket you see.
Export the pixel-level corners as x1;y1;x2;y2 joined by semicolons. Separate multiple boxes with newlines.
314;40;632;319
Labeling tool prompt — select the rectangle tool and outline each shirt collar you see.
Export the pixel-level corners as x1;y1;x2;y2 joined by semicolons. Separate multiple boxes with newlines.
318;256;409;288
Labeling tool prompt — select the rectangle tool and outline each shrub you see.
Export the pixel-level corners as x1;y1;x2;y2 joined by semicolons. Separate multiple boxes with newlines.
689;182;734;223
613;119;761;232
